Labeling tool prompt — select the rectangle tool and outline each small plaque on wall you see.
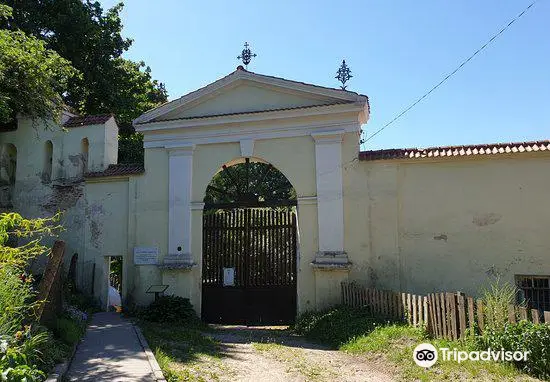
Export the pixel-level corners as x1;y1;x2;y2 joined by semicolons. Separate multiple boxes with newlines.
134;247;159;265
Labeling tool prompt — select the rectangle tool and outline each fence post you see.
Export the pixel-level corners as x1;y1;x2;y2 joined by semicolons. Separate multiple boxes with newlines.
519;307;528;321
476;299;484;334
440;293;448;339
457;292;466;339
531;309;540;324
544;311;550;324
508;305;516;324
467;297;475;335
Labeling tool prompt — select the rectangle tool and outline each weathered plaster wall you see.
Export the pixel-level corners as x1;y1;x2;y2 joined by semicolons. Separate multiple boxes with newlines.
0;116;119;298
85;179;130;307
344;152;550;297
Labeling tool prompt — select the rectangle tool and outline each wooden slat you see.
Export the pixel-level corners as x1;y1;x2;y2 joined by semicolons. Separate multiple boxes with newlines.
508;305;516;324
435;293;442;338
531;309;540;324
467;296;475;335
519;307;528;321
428;293;437;337
544;311;550;324
457;293;466;339
401;293;406;322
441;293;448;339
412;294;417;326
422;296;429;328
407;293;413;325
477;299;485;334
449;293;458;340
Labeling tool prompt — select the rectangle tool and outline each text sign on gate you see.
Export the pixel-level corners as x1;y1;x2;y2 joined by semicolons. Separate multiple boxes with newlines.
223;267;235;286
134;247;159;265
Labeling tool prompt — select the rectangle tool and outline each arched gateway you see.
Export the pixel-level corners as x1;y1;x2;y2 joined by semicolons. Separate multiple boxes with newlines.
202;158;298;324
133;66;369;323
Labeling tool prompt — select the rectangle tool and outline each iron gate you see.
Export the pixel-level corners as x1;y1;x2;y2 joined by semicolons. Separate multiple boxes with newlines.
202;207;297;325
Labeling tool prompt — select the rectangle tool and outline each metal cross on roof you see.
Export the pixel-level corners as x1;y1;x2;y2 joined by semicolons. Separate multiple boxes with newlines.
237;42;257;69
335;60;353;90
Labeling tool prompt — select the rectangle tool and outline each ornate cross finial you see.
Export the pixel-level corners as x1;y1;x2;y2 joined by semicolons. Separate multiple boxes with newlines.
335;60;353;90
237;42;257;69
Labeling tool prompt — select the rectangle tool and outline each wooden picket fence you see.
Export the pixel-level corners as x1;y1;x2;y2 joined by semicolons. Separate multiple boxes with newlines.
341;282;550;340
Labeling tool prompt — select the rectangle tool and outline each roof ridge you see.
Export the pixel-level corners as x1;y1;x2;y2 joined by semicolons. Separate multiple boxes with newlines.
359;140;550;161
64;114;114;128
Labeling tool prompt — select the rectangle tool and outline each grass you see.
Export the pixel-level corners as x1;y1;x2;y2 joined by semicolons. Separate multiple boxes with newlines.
139;321;229;382
295;307;537;381
341;324;530;381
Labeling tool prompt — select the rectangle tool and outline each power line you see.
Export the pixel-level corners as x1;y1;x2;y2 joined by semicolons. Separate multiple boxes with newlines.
361;0;538;145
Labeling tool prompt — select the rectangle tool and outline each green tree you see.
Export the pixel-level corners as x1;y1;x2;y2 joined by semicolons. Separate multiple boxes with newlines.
204;162;296;206
2;0;168;162
0;4;76;125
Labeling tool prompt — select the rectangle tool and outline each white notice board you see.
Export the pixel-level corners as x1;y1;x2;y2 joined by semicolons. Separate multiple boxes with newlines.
223;267;235;286
134;247;159;265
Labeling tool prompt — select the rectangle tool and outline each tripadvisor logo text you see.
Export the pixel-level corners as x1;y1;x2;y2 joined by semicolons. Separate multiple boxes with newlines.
413;343;529;368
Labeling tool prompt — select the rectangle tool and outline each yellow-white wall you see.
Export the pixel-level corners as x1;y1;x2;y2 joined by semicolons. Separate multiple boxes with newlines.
344;150;550;296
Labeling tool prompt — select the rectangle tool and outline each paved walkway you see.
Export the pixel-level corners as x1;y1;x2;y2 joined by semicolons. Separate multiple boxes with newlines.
67;312;155;382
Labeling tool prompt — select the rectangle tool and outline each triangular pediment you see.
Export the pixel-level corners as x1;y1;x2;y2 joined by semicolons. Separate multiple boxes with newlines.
134;68;368;125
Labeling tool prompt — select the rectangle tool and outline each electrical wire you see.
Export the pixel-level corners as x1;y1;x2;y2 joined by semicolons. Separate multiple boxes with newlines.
361;0;539;145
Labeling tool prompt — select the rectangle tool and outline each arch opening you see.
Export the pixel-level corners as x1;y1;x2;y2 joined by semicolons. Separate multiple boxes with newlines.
201;157;298;325
204;157;296;209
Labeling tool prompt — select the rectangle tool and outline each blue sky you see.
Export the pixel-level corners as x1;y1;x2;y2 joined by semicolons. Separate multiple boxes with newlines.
100;0;549;150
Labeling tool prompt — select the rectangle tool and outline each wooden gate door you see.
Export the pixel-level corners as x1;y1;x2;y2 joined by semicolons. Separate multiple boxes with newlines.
202;207;297;325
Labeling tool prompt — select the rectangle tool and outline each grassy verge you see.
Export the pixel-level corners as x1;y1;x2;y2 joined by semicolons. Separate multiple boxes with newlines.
139;321;229;382
294;306;536;381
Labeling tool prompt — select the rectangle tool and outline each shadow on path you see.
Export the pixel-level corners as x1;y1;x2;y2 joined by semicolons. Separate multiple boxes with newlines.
66;312;155;382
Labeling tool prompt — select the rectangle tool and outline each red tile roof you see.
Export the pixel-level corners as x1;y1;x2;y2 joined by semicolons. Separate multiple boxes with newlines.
86;164;144;178
64;114;113;128
359;140;550;161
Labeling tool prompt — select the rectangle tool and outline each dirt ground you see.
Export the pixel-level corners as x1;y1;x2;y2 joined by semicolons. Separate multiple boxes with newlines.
178;326;395;382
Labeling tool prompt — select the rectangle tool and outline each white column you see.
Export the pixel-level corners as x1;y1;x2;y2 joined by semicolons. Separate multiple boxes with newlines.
168;145;195;258
312;131;344;253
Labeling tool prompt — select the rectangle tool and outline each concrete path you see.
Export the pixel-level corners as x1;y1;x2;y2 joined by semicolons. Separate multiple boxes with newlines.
66;312;155;382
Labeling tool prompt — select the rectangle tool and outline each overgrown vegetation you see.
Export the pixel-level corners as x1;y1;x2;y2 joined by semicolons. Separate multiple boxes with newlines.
479;279;550;379
0;212;89;380
294;291;543;381
0;212;63;380
139;298;220;382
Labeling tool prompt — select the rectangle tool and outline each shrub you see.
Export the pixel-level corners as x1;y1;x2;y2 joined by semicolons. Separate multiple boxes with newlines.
481;320;550;379
481;277;519;332
293;305;384;348
54;317;85;345
141;296;198;324
0;266;36;335
0;348;46;382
